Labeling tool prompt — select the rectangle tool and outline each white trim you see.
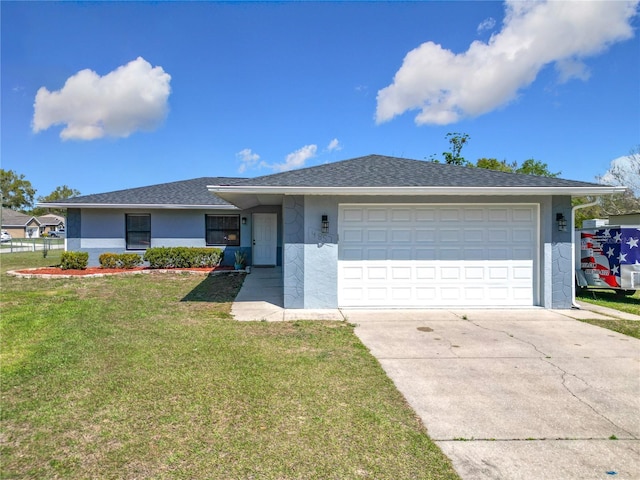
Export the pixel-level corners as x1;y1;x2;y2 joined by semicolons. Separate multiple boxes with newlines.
209;185;625;197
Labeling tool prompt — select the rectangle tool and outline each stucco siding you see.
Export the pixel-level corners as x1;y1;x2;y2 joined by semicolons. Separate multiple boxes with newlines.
550;196;573;308
283;196;305;308
303;196;339;308
281;194;569;309
76;208;249;266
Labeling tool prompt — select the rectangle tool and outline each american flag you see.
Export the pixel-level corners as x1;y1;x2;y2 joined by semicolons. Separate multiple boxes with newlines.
581;227;640;288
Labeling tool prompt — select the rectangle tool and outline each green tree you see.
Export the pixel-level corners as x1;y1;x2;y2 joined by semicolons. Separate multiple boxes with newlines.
516;159;560;177
475;158;516;173
474;157;560;178
34;185;81;216
442;132;470;166
0;169;36;212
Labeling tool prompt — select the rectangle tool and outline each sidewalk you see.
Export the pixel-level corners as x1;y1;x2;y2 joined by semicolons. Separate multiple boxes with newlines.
571;300;640;321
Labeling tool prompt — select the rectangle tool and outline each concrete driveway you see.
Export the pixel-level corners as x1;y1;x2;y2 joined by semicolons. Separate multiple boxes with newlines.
350;309;640;480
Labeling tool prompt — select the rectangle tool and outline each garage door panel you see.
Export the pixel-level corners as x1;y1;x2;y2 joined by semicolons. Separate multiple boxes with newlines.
464;248;486;260
513;208;535;222
513;229;534;242
416;229;436;242
367;230;387;242
488;229;509;242
464;208;485;222
342;208;364;222
440;209;461;221
391;209;412;221
464;229;485;242
440;229;460;242
416;266;436;279
391;229;412;242
415;248;436;260
439;248;462;261
338;204;537;307
367;209;387;222
464;267;485;280
367;248;387;260
415;209;437;222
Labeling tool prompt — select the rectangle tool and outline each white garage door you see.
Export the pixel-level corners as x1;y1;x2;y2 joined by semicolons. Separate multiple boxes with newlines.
338;204;538;307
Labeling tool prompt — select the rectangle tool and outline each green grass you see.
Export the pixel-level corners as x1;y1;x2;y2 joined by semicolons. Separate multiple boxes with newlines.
576;318;640;339
577;288;640;316
576;289;640;339
1;252;459;479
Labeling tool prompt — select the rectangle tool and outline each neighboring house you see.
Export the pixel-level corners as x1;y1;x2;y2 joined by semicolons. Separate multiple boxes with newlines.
1;208;41;238
37;214;66;235
608;213;640;225
40;154;623;309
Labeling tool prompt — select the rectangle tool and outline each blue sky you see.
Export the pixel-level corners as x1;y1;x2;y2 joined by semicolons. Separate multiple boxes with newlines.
2;1;639;199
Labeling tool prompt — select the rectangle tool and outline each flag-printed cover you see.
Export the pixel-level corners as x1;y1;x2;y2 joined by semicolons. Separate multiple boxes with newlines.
580;227;640;289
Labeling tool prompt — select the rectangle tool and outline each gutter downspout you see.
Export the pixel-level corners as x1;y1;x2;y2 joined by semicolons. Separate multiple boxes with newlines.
571;199;600;308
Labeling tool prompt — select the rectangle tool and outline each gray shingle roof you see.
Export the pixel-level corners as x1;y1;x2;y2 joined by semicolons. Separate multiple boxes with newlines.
41;155;609;209
230;154;601;188
1;208;39;227
44;177;245;206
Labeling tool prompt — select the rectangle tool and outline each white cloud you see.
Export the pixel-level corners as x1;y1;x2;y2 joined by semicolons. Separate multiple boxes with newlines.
477;17;496;34
236;148;262;173
327;138;342;152
272;144;318;172
600;153;640;194
376;0;638;126
33;57;171;140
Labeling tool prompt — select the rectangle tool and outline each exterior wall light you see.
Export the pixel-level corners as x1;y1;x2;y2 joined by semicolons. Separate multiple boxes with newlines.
321;215;329;233
556;213;567;232
241;217;247;225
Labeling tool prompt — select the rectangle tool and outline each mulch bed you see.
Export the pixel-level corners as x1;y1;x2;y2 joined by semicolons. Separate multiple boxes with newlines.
9;265;237;278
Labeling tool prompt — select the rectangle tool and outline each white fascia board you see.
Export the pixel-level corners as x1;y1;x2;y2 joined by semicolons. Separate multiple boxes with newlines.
37;203;240;210
208;185;627;196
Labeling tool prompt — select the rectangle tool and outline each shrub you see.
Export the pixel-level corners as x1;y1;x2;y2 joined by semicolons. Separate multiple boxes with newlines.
119;253;143;269
143;247;222;269
99;253;143;269
60;251;89;270
99;253;119;269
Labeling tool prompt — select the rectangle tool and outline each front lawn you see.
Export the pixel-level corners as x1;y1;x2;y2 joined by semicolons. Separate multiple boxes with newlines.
1;252;459;479
576;289;640;339
577;288;640;316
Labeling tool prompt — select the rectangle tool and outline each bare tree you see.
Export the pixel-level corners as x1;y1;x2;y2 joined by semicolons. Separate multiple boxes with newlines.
596;145;640;215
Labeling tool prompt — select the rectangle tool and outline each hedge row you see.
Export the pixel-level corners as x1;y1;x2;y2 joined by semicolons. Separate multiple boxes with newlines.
60;251;89;270
143;247;222;269
99;253;143;269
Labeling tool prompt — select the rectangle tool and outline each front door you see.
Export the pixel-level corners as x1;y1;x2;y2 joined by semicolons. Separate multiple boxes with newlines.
252;213;277;266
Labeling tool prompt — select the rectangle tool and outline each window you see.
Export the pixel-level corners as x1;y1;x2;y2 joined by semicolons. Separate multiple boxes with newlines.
206;215;240;246
126;214;151;250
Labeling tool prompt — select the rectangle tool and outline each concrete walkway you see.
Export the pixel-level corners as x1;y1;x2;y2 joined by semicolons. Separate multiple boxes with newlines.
231;267;345;321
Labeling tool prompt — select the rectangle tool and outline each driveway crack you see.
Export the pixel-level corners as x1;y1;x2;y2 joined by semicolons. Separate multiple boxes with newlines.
459;316;638;440
542;358;638;440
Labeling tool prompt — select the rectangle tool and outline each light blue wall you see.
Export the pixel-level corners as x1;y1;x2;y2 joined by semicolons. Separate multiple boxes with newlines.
551;196;573;308
72;207;278;266
284;194;568;309
283;196;305;308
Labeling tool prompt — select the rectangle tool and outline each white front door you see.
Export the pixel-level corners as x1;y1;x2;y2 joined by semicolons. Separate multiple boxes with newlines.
252;213;277;266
